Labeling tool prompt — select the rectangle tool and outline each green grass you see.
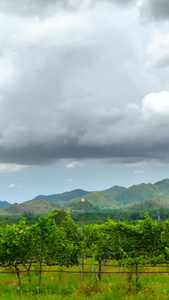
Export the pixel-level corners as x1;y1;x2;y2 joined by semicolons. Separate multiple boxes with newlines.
1;263;169;299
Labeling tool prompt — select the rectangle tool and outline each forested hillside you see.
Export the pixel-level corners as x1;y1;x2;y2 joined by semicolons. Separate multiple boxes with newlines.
64;179;169;210
1;179;169;216
26;189;91;207
3;199;57;215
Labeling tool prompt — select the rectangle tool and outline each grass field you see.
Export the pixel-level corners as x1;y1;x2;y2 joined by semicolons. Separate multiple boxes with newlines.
1;260;169;299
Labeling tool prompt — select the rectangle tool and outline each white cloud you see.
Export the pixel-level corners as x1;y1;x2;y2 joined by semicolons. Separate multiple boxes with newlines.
0;164;27;173
12;13;90;49
66;161;85;168
66;178;74;182
0;50;15;86
8;183;23;188
126;161;147;167
141;91;169;124
145;32;169;69
134;170;144;174
8;183;15;188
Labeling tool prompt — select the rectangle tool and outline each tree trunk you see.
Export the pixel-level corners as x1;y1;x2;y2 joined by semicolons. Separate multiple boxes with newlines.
15;263;21;294
23;262;32;283
135;264;138;282
98;260;102;280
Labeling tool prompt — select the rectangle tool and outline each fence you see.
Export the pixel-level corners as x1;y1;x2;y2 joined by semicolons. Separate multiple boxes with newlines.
1;260;169;294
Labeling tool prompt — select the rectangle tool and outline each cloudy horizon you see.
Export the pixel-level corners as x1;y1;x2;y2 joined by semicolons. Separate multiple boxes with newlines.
1;0;169;203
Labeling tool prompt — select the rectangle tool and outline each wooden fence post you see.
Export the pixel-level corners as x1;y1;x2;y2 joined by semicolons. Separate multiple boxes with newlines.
82;222;84;282
92;265;94;281
38;231;43;294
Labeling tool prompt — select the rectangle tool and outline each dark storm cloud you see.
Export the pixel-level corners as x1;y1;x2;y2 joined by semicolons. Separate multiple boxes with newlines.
1;0;169;167
141;0;169;20
1;88;169;165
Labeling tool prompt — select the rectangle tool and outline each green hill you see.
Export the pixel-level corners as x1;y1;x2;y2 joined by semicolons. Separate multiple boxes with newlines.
116;180;169;205
115;183;158;205
3;199;57;215
122;197;169;221
128;198;169;211
26;189;91;207
15;178;169;212
154;179;169;197
64;179;169;210
102;185;127;201
0;201;11;209
68;199;99;212
64;186;126;210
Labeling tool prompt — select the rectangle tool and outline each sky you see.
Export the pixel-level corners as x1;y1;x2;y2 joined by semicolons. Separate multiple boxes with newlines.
1;0;169;203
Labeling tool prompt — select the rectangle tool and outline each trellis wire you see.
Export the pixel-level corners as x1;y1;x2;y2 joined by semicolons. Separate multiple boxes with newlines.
1;263;169;274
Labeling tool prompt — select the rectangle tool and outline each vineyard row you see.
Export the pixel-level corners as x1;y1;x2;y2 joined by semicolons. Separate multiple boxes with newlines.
1;212;169;292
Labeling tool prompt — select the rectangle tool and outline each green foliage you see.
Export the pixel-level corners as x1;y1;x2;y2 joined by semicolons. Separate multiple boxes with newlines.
36;213;82;267
49;209;67;225
0;219;38;267
159;207;166;220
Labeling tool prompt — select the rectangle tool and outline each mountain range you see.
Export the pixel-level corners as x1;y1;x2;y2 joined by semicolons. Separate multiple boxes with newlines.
1;179;169;214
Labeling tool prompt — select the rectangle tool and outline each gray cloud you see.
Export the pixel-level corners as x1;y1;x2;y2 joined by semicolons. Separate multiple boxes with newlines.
1;88;169;165
141;0;169;20
0;0;135;15
0;1;169;167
